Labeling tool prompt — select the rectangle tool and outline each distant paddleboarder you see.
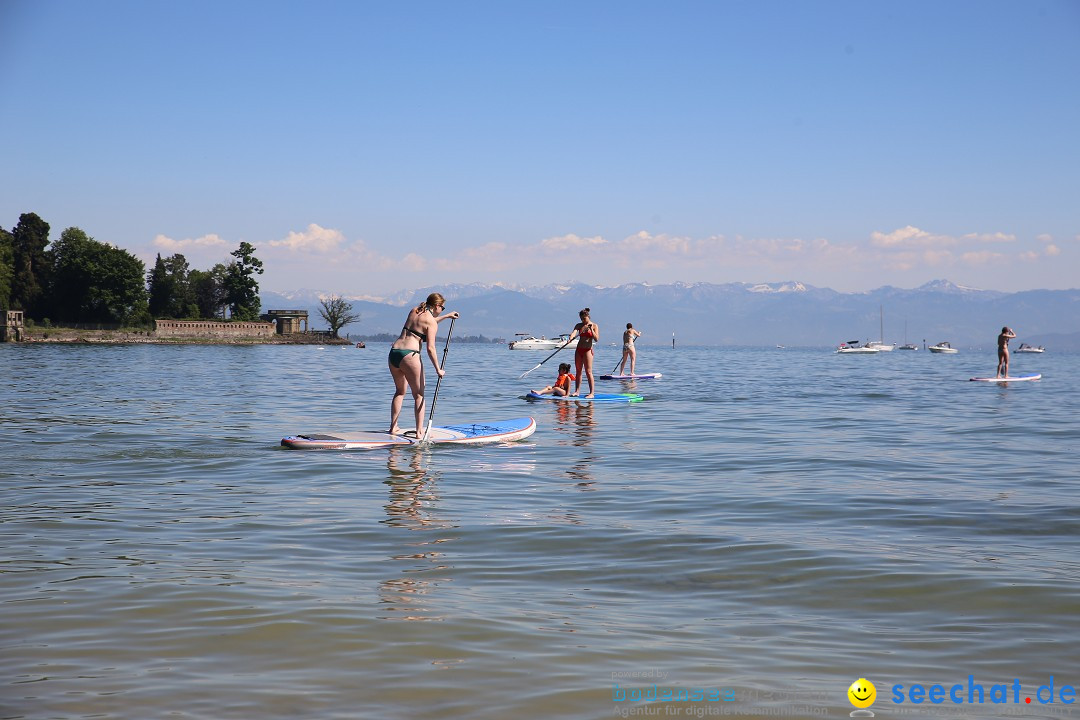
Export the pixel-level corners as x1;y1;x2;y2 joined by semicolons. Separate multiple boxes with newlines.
996;326;1016;378
618;323;642;376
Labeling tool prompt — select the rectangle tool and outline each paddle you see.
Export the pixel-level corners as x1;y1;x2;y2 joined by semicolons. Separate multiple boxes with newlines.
419;316;456;446
518;334;574;379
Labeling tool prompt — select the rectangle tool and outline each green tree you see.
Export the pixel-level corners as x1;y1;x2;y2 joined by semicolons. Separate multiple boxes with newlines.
317;295;362;338
147;253;193;318
0;227;14;310
49;227;149;324
10;212;51;318
223;242;264;321
189;264;227;319
147;254;170;317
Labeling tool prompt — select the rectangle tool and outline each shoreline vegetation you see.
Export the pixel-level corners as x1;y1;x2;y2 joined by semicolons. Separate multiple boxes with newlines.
13;326;506;345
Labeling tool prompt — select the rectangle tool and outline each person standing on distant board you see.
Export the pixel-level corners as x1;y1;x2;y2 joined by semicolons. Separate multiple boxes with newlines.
618;323;642;376
996;326;1017;378
567;307;598;398
388;292;459;437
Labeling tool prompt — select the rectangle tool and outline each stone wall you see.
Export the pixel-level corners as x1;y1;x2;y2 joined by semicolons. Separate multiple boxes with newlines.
154;319;275;339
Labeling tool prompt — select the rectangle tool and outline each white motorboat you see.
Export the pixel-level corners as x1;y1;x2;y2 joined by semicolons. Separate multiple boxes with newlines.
508;333;578;350
928;341;959;354
836;340;880;354
1015;343;1045;353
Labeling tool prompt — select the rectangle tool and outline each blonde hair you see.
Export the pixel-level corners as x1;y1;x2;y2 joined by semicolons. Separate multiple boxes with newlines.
415;292;445;315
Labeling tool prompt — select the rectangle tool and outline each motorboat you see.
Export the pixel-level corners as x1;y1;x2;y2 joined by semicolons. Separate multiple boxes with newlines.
928;341;959;354
1015;343;1045;353
508;333;578;350
836;340;880;354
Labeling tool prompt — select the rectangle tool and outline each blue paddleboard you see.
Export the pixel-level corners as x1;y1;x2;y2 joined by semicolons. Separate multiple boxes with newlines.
526;391;643;403
281;417;537;450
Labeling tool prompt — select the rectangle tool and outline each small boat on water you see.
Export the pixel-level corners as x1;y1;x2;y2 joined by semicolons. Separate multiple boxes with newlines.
928;341;959;354
1015;343;1045;353
508;333;578;350
836;340;880;354
897;320;917;349
865;306;895;351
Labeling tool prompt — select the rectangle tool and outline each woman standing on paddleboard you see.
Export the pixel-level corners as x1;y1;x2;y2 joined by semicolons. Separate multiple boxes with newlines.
388;293;459;437
618;323;642;376
567;308;598;398
996;325;1016;378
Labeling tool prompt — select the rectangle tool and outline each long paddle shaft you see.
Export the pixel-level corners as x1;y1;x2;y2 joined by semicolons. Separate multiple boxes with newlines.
420;317;455;444
518;335;574;379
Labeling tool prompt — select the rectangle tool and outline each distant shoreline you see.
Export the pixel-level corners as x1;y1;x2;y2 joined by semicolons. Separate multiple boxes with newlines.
14;327;351;346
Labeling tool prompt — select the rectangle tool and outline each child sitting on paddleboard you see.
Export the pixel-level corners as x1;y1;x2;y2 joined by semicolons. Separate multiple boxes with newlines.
533;363;575;397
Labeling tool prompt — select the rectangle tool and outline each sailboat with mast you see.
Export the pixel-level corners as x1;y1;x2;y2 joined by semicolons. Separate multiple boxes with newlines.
865;306;895;351
898;320;918;350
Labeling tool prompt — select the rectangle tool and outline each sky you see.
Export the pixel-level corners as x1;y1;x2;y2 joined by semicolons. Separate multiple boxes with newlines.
2;0;1078;298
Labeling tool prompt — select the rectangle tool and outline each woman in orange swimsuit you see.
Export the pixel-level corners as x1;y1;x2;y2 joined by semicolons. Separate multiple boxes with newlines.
567;307;598;397
388;292;459;436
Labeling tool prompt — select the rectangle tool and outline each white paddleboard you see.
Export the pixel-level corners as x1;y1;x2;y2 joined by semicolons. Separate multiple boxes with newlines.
969;373;1041;383
281;417;536;450
599;373;662;380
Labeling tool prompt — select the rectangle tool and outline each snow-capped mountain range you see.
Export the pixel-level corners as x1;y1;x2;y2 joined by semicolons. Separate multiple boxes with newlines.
261;279;1078;348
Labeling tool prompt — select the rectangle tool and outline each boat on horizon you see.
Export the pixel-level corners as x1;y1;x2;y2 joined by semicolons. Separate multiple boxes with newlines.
508;333;578;350
898;320;918;350
1015;343;1045;353
928;341;959;354
836;340;880;354
866;305;895;351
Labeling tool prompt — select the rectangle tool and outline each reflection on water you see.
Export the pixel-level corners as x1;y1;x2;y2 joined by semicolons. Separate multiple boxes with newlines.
552;402;599;487
379;448;456;621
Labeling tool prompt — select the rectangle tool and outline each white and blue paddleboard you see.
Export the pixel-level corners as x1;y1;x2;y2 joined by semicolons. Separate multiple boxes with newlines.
969;373;1041;383
526;391;643;403
598;373;662;380
281;417;536;450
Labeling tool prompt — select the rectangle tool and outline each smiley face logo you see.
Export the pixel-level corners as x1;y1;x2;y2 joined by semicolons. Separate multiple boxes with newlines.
848;678;876;709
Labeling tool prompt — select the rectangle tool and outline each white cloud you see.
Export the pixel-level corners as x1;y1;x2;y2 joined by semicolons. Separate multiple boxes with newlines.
269;223;345;252
1036;233;1054;244
152;233;228;252
1045;244;1061;256
870;226;954;248
539;233;608;251
960;232;1015;244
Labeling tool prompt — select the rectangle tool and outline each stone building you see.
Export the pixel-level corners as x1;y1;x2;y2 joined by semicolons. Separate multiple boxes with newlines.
264;310;309;335
2;310;24;342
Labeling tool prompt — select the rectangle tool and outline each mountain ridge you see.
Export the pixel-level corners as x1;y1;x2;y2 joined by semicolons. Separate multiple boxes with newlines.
261;280;1080;349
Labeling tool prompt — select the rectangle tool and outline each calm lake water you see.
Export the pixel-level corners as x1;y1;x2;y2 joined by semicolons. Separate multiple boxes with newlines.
2;342;1078;719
